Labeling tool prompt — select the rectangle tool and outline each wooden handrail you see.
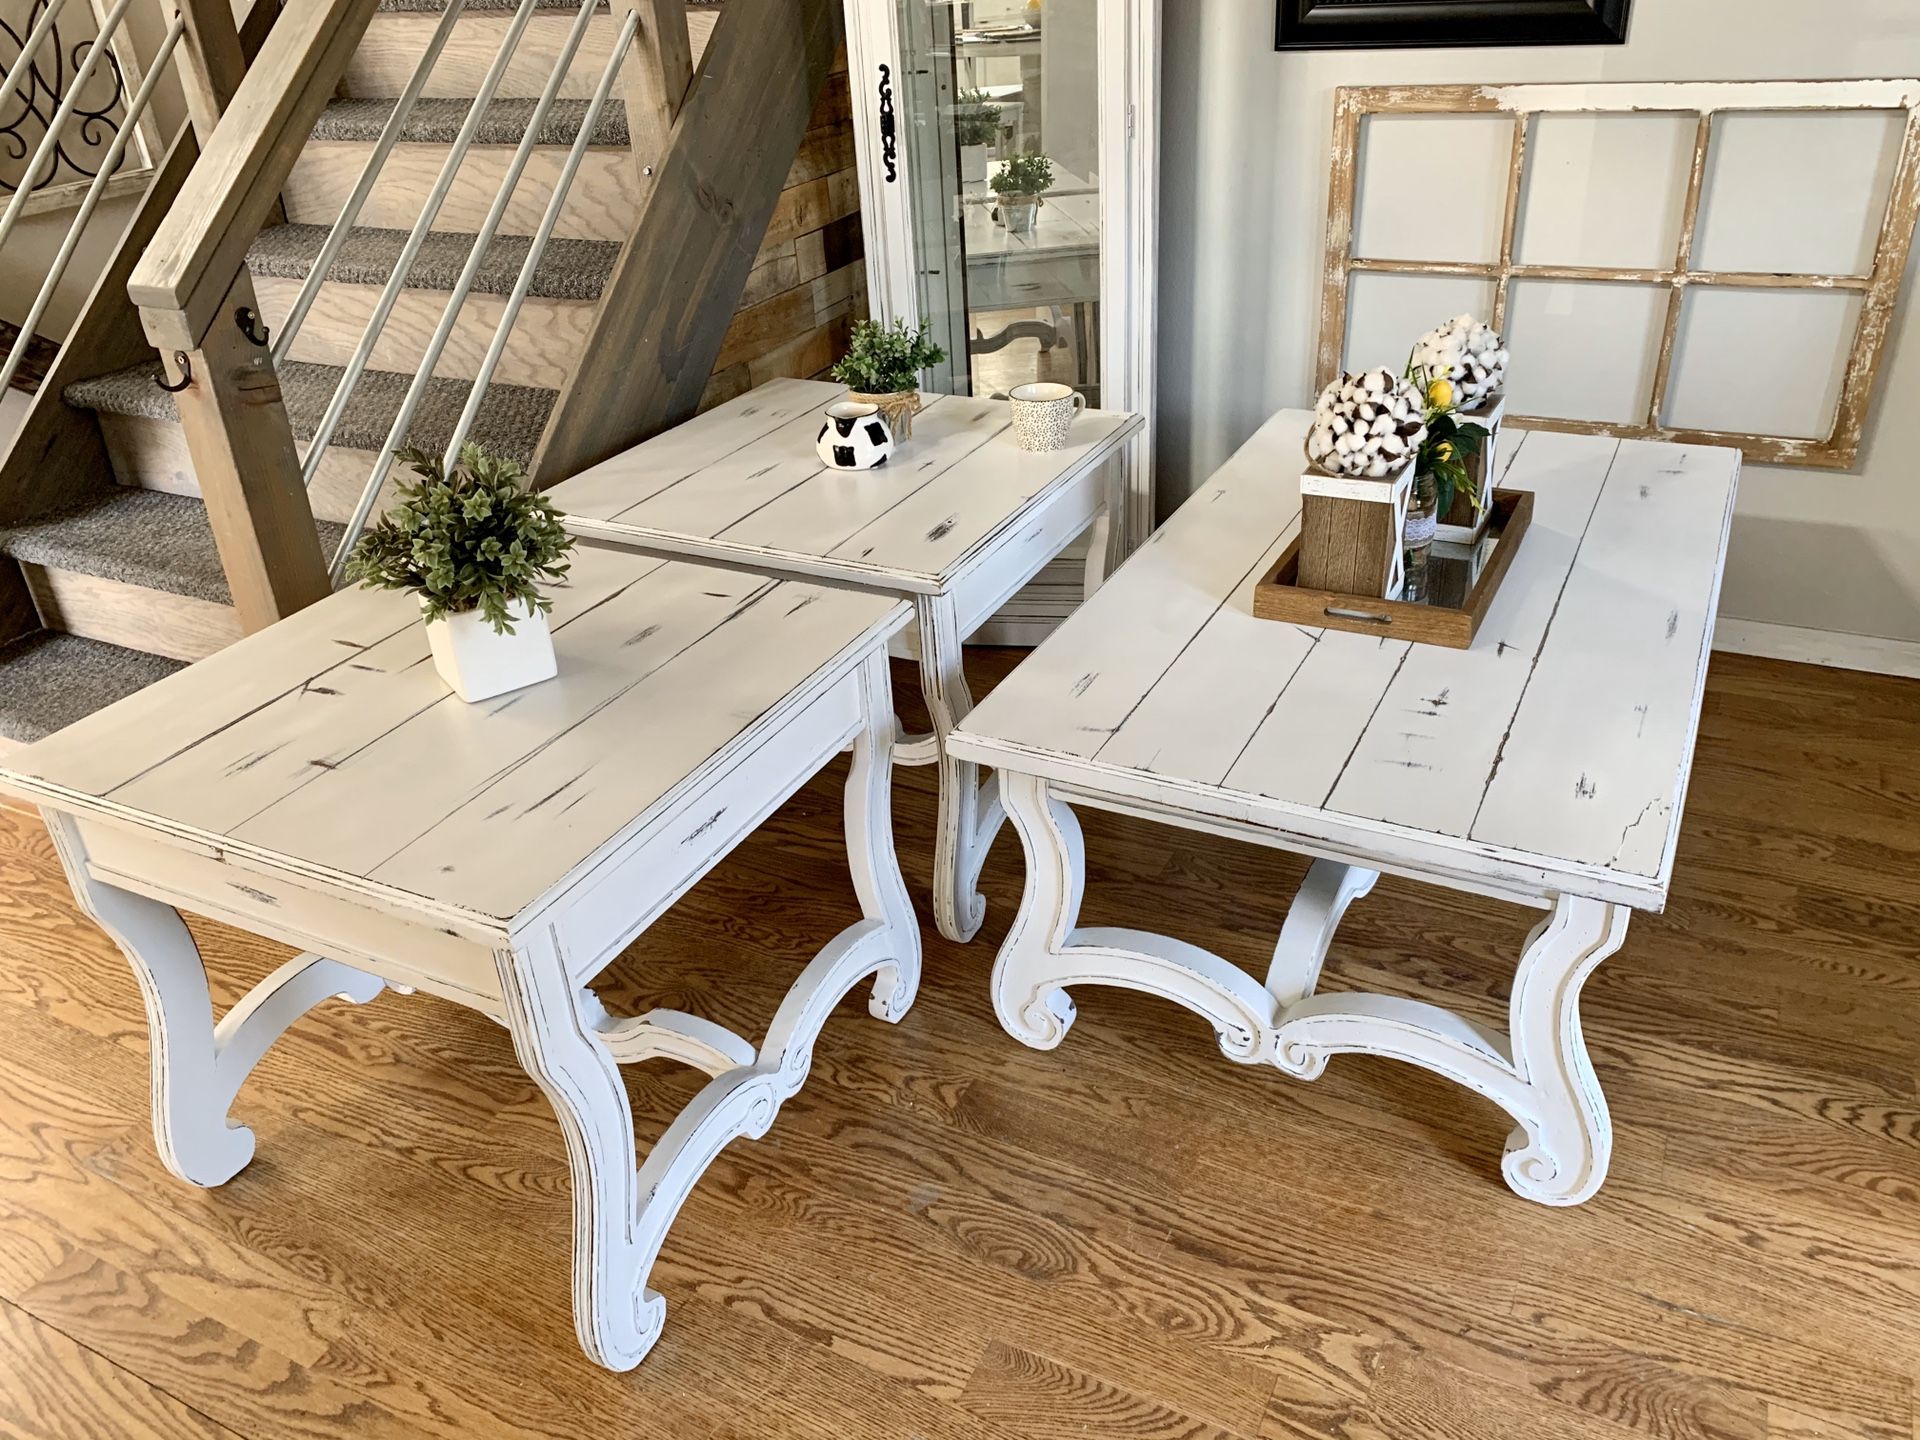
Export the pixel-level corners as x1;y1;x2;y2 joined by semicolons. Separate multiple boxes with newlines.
128;0;378;353
119;0;353;631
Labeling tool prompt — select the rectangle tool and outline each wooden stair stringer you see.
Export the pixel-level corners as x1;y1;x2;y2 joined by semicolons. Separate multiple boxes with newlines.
530;0;845;484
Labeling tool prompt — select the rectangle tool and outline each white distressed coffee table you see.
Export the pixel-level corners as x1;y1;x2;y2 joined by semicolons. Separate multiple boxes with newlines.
548;376;1143;944
950;411;1739;1206
0;545;921;1369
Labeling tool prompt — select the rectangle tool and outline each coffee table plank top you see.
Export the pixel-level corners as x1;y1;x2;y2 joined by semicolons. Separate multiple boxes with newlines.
1;544;907;928
949;410;1739;909
546;377;1142;593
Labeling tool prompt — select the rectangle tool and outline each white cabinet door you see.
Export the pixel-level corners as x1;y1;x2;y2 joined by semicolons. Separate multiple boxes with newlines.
843;0;1160;643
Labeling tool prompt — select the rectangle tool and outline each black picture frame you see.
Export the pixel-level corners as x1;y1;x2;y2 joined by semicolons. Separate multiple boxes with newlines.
1275;0;1632;50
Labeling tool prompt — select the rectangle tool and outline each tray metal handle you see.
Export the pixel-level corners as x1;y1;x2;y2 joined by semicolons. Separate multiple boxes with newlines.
1324;605;1392;626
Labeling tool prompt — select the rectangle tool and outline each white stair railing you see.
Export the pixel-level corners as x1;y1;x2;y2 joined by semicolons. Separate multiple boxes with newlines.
0;0;175;394
268;0;470;370
291;0;643;584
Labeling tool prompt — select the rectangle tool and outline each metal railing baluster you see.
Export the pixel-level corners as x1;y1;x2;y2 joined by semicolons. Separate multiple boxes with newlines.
327;0;606;580
298;0;548;493
0;6;186;395
438;8;637;468
271;0;470;367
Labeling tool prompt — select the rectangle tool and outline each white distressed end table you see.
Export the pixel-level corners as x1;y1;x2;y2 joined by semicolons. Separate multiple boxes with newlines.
949;411;1739;1206
547;376;1144;944
0;545;921;1369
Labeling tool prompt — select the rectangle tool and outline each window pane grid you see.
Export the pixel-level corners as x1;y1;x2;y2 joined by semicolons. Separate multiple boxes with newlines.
1318;82;1920;468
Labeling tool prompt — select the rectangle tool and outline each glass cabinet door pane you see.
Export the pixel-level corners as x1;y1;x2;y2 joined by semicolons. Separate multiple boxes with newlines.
895;0;1103;405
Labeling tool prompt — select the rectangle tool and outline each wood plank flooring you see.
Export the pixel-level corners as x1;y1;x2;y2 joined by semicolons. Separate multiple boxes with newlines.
0;649;1914;1439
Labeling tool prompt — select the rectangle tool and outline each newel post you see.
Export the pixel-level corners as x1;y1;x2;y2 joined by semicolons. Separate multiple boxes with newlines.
619;0;696;194
174;0;251;143
149;279;331;633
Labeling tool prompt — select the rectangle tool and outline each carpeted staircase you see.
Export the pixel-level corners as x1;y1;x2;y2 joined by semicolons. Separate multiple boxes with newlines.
1;0;858;747
0;4;664;746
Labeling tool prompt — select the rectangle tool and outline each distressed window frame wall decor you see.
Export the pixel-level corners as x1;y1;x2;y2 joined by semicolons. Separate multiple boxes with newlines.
1315;80;1920;469
1276;0;1632;51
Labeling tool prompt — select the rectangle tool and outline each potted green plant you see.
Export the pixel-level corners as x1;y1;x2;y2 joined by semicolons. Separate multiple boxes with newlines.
991;150;1053;236
954;89;1003;185
830;317;947;440
345;442;575;703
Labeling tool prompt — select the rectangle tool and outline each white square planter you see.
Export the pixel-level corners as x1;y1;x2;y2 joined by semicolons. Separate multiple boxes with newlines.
424;597;557;703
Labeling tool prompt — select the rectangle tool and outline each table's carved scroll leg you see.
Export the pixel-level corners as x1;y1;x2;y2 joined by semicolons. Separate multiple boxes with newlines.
44;812;384;1189
989;785;1630;1204
1265;858;1379;1004
496;927;655;1370
846;647;923;1019
918;592;1005;943
994;775;1279;1059
1080;455;1130;600
1272;895;1629;1206
496;649;922;1371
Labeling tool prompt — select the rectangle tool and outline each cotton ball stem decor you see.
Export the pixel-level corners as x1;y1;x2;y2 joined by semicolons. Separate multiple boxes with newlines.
1412;314;1510;542
1298;368;1426;600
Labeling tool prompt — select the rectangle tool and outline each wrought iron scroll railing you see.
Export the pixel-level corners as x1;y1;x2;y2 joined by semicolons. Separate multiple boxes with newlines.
0;0;176;393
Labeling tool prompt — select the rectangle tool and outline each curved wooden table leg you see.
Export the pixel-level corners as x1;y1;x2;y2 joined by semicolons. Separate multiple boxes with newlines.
986;785;1631;1204
45;813;383;1189
496;926;657;1372
992;771;1085;1046
495;651;924;1371
917;592;1002;943
993;774;1282;1060
1499;896;1630;1204
848;648;922;1020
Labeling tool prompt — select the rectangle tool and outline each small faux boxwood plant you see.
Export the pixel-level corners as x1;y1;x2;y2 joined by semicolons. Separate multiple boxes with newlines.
830;318;948;396
990;149;1054;197
345;443;574;635
954;88;1002;148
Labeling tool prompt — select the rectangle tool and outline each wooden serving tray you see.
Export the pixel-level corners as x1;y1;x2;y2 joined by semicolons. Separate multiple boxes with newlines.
1253;488;1533;649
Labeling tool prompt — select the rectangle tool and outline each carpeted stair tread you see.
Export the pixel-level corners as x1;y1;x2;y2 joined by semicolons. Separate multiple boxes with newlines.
0;487;346;606
0;631;185;745
66;360;555;467
247;223;617;302
311;95;630;148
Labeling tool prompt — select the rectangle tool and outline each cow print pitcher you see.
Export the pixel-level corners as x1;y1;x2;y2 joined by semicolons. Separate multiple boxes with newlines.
817;401;895;471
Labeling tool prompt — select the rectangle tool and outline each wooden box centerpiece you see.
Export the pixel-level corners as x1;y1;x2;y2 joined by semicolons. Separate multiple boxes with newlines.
1298;367;1428;599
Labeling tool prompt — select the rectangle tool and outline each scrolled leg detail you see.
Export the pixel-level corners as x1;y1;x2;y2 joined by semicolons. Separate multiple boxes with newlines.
1498;895;1629;1206
917;594;1000;942
849;649;922;1022
496;928;654;1371
991;772;1087;1047
44;813;382;1189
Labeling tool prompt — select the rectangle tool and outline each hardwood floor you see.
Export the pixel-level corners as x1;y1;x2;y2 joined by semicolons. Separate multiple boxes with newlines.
0;649;1914;1439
